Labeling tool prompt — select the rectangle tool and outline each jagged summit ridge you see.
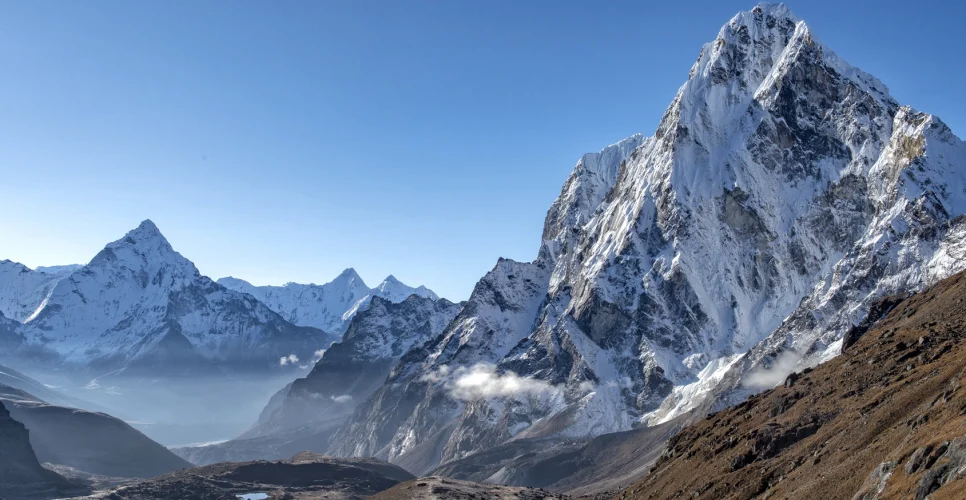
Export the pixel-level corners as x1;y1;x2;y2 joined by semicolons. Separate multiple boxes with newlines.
690;3;888;103
218;269;440;333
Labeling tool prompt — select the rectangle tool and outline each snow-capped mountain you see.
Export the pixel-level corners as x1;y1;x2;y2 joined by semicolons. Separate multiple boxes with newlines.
0;261;78;322
5;220;337;373
250;294;460;438
322;3;966;472
218;271;439;333
174;293;462;465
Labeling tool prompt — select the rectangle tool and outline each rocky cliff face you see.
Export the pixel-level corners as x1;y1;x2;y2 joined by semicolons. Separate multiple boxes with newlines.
0;401;87;499
6;220;336;374
325;3;966;473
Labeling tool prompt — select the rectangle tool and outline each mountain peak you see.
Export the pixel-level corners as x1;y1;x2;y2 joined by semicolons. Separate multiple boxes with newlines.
88;219;186;273
217;276;251;287
371;275;440;302
724;3;801;39
687;3;802;91
123;219;168;245
689;2;891;106
135;218;159;233
0;260;30;272
335;268;365;286
748;2;798;22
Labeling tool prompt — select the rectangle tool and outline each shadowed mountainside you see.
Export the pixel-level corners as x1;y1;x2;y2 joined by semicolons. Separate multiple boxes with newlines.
0;385;192;479
0;401;90;500
430;417;685;495
91;452;414;500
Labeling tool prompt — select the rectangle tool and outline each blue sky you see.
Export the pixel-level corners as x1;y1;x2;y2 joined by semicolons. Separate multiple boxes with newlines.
0;1;962;301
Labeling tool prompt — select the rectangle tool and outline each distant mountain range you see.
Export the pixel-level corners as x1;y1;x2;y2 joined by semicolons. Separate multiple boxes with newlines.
0;221;438;376
218;270;438;334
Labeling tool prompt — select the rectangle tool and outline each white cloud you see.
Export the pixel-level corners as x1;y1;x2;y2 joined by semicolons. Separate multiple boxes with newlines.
312;349;326;361
423;363;558;401
330;394;353;403
419;364;450;383
280;354;299;366
742;350;802;391
83;379;121;395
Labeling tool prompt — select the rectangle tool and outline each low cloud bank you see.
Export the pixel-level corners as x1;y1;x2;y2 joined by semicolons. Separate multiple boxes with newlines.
742;350;802;390
422;363;558;401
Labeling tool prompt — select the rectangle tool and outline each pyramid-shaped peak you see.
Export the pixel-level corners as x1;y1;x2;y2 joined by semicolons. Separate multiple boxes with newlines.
714;2;802;52
136;218;159;232
375;275;409;293
88;218;188;272
676;1;896;108
414;285;440;301
333;268;366;287
746;3;799;23
125;219;167;243
722;3;801;35
338;267;361;279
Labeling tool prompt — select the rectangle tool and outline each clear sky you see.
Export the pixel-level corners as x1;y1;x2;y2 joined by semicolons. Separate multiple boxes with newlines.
0;1;962;301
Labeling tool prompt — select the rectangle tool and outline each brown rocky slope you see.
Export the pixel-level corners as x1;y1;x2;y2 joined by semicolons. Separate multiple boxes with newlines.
621;269;966;500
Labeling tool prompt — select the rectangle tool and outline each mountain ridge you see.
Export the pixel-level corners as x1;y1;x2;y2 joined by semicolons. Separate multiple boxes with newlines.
217;269;439;334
